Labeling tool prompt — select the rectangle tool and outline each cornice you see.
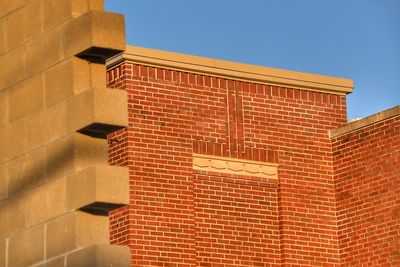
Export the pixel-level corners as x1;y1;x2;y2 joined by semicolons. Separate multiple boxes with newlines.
107;45;353;95
329;105;400;138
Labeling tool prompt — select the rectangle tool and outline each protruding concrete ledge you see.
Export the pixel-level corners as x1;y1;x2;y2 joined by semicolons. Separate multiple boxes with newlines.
193;153;278;179
65;10;125;63
66;165;129;215
66;87;128;135
107;45;353;95
66;244;131;267
329;105;400;138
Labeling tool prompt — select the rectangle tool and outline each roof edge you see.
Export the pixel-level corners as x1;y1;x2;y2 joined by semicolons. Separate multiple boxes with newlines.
107;45;354;95
329;105;400;138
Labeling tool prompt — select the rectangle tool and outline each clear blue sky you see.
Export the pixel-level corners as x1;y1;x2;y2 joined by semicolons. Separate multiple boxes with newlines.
105;0;399;120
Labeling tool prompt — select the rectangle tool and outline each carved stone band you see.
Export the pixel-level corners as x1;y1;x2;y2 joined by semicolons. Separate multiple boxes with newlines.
193;153;278;179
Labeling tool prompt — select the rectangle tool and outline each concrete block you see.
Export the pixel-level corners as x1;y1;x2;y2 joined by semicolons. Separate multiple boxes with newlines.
0;119;27;162
25;36;45;77
23;0;43;41
45;58;92;106
8;147;46;196
46;177;67;219
27;225;46;265
8;224;44;267
66;245;130;267
45;132;112;180
75;211;109;246
0;91;8;127
89;0;104;11
65;91;95;134
43;102;67;142
43;0;71;31
46;211;108;258
45;213;77;258
0;19;5;55
2;46;25;90
93;88;127;128
72;57;91;94
64;11;125;62
66;165;129;214
66;88;127;136
0;0;6;17
9;74;44;122
0;202;6;237
25;184;47;227
25;177;67;227
0;127;6;163
0;164;7;201
74;133;108;170
90;62;106;89
71;0;89;17
27;102;68;150
44;27;64;68
26;110;47;150
6;119;27;160
4;0;25;16
6;8;24;50
0;55;6;91
0;238;5;267
8;233;26;266
46;135;75;180
5;194;26;235
45;60;74;106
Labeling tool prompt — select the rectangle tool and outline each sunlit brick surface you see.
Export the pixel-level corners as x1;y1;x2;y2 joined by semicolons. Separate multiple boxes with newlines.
107;62;367;266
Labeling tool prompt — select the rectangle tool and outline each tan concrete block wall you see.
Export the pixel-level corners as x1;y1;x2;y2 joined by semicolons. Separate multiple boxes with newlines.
0;0;130;265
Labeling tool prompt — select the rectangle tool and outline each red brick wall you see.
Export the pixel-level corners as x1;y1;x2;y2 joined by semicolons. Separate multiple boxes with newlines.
194;172;281;266
107;61;349;265
241;82;347;266
108;128;128;167
332;115;400;266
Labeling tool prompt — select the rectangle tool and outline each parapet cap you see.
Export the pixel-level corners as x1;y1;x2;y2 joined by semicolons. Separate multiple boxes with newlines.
329;105;400;138
107;45;354;95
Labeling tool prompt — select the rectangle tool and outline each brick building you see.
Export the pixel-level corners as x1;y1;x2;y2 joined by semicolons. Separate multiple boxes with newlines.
105;47;399;266
0;1;399;266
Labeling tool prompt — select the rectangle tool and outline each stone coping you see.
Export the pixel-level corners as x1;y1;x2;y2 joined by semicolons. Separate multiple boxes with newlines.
107;45;353;95
329;105;400;138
